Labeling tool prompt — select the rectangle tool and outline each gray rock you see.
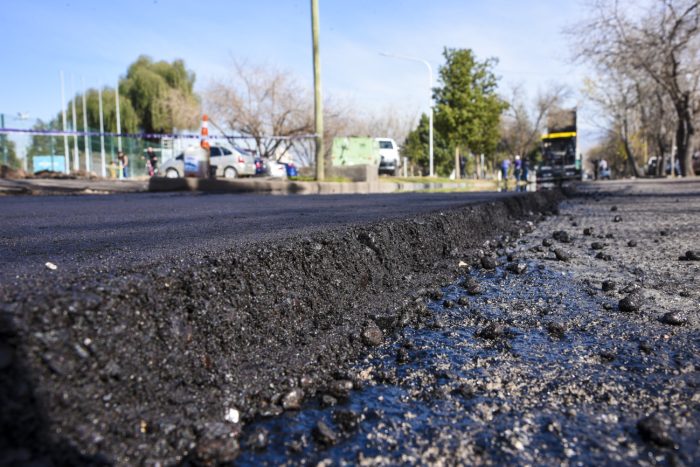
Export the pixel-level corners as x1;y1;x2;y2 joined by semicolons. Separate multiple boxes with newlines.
546;322;566;338
282;388;305;410
553;249;571;262
542;238;553;247
246;427;269;451
506;262;528;274
627;240;638;247
591;242;606;250
328;379;353;400
361;321;383;347
480;256;497;270
312;421;337;446
619;291;644;312
637;413;674;447
476;322;505;340
659;311;687;326
602;280;616;292
552;231;572;243
583;227;595;236
613;215;622;223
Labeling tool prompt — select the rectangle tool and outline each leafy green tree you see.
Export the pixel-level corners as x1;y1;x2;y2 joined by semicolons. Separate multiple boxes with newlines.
0;135;20;168
120;55;200;133
433;48;507;165
402;113;453;176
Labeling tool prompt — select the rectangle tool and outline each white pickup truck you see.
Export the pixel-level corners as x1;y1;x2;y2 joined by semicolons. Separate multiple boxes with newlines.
376;138;401;175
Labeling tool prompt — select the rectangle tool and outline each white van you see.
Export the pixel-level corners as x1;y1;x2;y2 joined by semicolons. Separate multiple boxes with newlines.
376;138;401;175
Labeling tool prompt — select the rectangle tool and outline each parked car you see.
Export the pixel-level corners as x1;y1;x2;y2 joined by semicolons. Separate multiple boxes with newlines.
160;145;256;178
376;137;401;175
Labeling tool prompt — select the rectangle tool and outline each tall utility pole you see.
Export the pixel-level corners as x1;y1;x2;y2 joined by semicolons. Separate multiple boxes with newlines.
379;52;434;177
1;113;7;166
81;78;91;173
115;81;123;180
71;76;79;172
98;86;106;177
311;0;324;181
60;71;70;173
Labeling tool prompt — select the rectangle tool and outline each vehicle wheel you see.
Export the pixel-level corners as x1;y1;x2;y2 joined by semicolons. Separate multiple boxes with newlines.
165;168;179;178
224;166;238;179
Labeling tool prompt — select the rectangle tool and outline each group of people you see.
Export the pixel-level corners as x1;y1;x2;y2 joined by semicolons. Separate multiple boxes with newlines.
112;147;159;179
591;158;610;180
500;155;530;188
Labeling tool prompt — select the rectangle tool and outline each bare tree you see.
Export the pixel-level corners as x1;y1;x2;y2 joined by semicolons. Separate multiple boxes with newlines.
569;0;700;175
500;83;571;159
205;61;314;160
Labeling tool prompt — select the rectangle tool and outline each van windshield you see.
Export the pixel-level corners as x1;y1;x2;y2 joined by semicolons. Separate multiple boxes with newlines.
379;141;393;149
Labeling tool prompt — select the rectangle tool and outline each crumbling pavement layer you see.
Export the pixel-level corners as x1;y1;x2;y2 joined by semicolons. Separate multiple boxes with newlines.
0;190;560;465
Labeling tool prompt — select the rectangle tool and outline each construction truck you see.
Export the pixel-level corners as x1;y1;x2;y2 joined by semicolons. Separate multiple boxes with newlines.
537;108;581;183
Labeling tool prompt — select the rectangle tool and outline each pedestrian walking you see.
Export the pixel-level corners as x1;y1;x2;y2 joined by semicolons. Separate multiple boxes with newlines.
501;158;511;190
144;147;158;177
118;151;129;179
514;155;522;184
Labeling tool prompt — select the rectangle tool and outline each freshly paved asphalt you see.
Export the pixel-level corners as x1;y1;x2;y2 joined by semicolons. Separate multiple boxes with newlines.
0;191;517;281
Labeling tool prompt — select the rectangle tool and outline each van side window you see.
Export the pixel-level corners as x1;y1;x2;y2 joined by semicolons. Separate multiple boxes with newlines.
379;141;393;149
210;147;222;157
222;147;232;155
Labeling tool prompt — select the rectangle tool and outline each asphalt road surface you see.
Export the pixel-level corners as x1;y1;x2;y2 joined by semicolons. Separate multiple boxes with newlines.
0;191;516;282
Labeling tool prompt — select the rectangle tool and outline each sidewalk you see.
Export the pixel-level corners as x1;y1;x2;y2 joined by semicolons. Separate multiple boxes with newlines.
0;176;498;196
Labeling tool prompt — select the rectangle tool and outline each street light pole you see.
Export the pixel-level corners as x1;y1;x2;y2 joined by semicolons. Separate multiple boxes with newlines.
311;0;324;181
379;52;434;177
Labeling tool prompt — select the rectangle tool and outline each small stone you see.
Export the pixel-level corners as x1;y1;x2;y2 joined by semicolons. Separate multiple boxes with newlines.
613;215;622;223
430;290;444;300
542;238;553;247
546;322;566;338
224;408;240;424
361;321;383;347
443;299;454;309
312;421;337;446
659;311;687;326
282;388;305;410
605;233;614;239
552;231;572;243
553;249;571;262
600;350;616;362
611;206;618;212
506;262;528;274
396;348;410;364
583;227;594;236
328;380;353;400
684;250;700;261
639;342;653;354
627;240;637;247
591;242;605;250
457;296;469;306
595;252;612;261
480;256;497;270
619;291;644;312
333;409;362;433
637;413;674;447
45;262;58;270
601;280;616;292
246;428;269;451
191;437;240;464
476;322;505;340
660;229;669;236
321;395;337;407
462;277;482;295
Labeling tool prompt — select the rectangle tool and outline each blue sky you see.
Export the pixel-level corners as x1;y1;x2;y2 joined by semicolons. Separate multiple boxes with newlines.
1;0;591;145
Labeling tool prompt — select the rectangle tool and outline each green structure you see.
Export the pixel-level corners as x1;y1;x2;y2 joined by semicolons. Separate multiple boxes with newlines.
331;137;380;167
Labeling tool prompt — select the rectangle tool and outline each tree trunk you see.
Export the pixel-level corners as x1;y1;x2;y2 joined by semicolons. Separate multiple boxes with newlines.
656;136;667;177
675;94;695;177
454;146;460;179
622;138;641;178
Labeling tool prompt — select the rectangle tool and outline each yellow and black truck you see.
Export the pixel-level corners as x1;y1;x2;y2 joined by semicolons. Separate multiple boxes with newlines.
537;108;581;183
